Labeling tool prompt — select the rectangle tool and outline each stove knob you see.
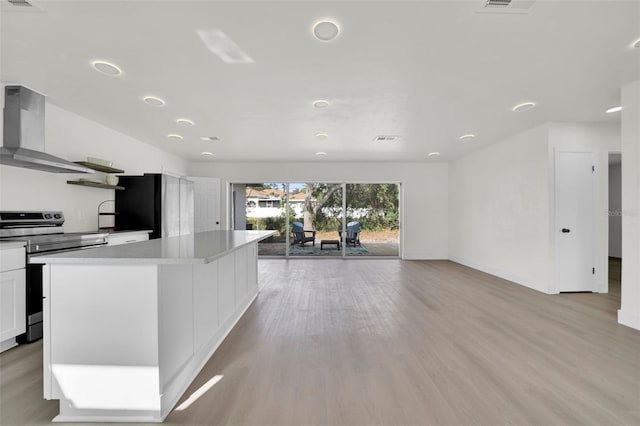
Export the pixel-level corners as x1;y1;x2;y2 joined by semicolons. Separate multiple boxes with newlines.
54;214;62;219
44;213;52;219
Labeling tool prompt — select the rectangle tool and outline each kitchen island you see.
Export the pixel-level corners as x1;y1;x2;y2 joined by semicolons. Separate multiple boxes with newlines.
32;230;275;423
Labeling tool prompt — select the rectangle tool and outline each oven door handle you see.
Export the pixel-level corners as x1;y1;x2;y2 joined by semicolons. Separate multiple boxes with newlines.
1;224;60;228
27;244;106;262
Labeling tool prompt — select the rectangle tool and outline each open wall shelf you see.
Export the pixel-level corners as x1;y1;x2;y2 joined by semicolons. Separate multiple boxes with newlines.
67;181;125;190
74;162;124;174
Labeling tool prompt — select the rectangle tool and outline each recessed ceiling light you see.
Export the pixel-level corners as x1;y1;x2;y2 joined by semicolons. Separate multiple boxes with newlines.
459;134;476;141
313;99;330;108
315;151;327;156
632;38;640;49
143;96;166;107
167;134;184;140
176;118;195;126
201;151;215;156
200;136;220;142
316;133;329;140
91;60;122;76
512;102;536;112
312;20;340;41
428;152;440;157
605;106;622;114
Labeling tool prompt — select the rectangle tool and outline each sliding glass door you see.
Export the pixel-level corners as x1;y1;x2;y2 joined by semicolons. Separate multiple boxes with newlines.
232;183;287;256
231;182;400;258
288;183;343;257
345;184;400;257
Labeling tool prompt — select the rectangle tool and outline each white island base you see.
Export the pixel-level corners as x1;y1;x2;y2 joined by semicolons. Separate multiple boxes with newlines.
35;231;273;422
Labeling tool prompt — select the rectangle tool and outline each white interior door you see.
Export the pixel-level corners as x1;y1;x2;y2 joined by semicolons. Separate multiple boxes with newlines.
556;151;595;292
189;177;221;232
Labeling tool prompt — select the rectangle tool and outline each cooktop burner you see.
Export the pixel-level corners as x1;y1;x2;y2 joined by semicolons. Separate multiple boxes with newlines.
0;210;108;253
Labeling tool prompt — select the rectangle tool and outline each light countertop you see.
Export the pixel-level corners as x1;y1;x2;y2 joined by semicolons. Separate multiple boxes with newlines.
31;230;275;265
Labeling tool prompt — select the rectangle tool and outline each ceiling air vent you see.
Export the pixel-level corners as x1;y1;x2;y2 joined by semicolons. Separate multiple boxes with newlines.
3;0;43;12
7;0;32;6
485;0;511;7
374;135;400;142
478;0;535;13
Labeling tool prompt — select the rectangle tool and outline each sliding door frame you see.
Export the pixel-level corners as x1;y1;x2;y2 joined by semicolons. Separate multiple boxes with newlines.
229;181;402;259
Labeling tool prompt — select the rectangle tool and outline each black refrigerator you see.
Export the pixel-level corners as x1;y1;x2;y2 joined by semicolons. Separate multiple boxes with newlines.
115;174;194;239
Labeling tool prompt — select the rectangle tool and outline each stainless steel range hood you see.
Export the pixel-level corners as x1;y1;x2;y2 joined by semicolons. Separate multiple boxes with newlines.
1;86;93;173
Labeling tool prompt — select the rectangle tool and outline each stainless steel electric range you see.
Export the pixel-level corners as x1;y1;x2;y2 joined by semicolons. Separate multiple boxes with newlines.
0;211;108;343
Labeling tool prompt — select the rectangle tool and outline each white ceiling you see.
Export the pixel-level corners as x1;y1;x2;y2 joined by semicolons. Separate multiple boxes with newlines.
2;0;638;163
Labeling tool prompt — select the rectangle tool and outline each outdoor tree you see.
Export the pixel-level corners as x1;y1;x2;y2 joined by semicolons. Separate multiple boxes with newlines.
345;184;399;230
302;183;341;231
302;183;399;231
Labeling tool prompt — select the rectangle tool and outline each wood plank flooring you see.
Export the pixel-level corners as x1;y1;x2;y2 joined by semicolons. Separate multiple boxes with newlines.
1;259;639;425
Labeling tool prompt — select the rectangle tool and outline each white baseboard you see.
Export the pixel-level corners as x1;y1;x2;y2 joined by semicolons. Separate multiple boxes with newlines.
618;309;640;331
0;338;17;353
449;255;552;294
402;252;447;260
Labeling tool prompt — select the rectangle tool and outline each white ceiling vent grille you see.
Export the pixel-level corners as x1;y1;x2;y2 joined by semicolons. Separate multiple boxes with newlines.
8;0;31;6
478;0;535;14
2;0;44;12
374;135;400;142
485;0;512;7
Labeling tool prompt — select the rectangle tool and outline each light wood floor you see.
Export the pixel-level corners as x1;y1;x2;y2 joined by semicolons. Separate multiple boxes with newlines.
1;259;638;425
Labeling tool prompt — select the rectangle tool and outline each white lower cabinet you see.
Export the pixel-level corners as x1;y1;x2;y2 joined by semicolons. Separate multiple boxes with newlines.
234;245;249;303
0;245;26;352
248;243;258;293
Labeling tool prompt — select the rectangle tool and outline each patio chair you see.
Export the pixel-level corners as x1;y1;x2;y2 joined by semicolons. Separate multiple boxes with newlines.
291;221;316;246
345;221;361;247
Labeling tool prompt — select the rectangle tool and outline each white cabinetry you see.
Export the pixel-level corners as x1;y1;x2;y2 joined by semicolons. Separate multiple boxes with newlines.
107;231;150;246
0;243;26;353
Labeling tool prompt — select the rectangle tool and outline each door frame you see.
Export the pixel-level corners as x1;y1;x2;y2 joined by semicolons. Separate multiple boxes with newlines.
605;150;623;295
554;149;597;293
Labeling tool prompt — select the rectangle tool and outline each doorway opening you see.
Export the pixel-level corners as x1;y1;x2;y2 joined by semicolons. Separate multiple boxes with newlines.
608;153;622;302
231;182;400;258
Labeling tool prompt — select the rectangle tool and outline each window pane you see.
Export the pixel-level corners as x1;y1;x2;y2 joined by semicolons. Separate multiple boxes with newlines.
232;183;287;256
289;183;343;257
345;184;400;257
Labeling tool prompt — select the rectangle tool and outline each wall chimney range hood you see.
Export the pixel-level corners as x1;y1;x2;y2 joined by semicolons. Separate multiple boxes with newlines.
1;86;93;173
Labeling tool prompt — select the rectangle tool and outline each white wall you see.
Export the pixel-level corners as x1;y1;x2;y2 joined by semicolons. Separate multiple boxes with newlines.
0;94;188;232
189;161;449;259
619;79;640;331
449;124;553;293
449;122;621;294
608;160;622;258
